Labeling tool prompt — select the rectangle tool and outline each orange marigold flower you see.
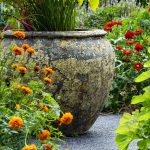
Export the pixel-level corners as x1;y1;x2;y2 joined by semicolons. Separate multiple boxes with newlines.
11;63;19;69
22;144;37;150
44;68;54;75
12;46;23;55
148;8;150;13
21;86;32;94
60;112;73;125
43;106;49;112
133;62;143;70
16;104;21;109
44;77;52;84
38;130;51;140
27;48;35;54
18;66;27;74
9;116;23;129
126;40;136;45
22;44;30;49
43;144;53;150
13;31;25;39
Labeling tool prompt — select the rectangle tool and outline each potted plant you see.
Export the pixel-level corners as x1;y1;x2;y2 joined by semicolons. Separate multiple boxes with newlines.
2;0;114;135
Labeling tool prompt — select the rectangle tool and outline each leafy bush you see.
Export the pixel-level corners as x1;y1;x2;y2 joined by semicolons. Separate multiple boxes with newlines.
0;31;73;149
84;1;141;30
1;0;99;31
103;6;150;112
116;47;150;150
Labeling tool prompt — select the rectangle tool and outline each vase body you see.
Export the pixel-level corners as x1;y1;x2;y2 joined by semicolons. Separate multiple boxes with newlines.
3;30;114;135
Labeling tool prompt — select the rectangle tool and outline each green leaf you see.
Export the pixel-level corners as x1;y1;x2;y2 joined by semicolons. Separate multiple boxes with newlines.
116;125;131;134
131;95;147;104
135;70;150;82
138;139;150;150
120;113;132;124
148;47;150;54
144;61;150;67
143;86;150;93
116;134;134;150
88;0;99;11
138;112;150;121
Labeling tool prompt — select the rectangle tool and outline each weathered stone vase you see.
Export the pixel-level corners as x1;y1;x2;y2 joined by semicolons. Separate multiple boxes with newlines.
3;30;114;135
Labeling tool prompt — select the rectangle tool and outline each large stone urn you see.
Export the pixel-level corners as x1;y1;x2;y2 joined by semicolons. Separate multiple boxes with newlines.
3;30;114;135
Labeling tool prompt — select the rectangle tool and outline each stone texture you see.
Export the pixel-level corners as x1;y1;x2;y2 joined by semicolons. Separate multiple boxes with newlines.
3;30;115;135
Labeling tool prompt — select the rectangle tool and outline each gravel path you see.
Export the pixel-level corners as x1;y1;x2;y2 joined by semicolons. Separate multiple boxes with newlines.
60;115;137;150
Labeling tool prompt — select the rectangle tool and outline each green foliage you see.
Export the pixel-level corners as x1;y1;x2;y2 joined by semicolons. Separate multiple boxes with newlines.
0;33;63;149
1;0;99;31
103;6;150;112
116;47;150;150
84;1;141;29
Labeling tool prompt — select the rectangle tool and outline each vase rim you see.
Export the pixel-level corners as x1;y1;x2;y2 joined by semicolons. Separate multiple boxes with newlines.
4;29;107;39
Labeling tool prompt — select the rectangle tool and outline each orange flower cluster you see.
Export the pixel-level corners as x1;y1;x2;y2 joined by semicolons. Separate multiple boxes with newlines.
126;40;136;45
38;103;49;112
27;48;35;54
21;86;33;94
12;46;23;55
22;44;30;49
38;130;51;140
44;77;52;84
104;21;122;31
44;68;55;75
22;144;37;150
135;29;144;36
43;144;53;150
125;29;144;39
18;66;27;74
13;31;25;39
59;112;73;125
9;116;23;129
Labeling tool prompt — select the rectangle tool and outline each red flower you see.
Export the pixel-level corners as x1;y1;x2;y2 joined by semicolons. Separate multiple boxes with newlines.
135;29;144;36
123;50;132;55
105;22;114;27
104;26;112;31
134;44;144;51
148;8;150;13
125;31;134;39
116;22;122;26
116;46;122;50
133;62;143;70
